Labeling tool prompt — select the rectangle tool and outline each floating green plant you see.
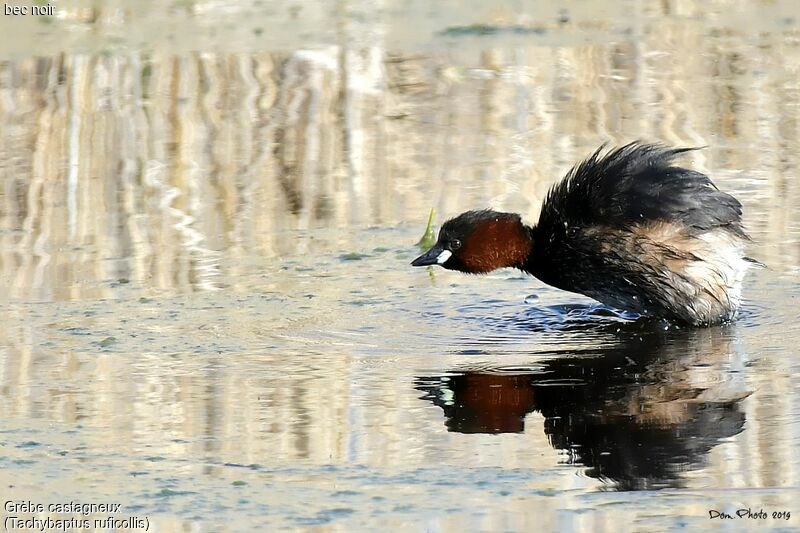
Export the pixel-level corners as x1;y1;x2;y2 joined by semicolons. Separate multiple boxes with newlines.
98;336;117;348
340;252;369;261
416;208;437;251
438;24;547;37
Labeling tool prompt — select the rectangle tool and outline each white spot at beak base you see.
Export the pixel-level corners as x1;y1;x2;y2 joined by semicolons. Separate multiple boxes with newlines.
436;250;452;264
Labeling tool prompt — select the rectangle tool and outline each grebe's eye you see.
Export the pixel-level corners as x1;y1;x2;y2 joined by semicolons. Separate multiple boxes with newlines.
449;239;462;250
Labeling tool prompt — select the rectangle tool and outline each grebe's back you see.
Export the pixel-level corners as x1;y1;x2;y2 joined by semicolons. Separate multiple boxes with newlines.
527;143;752;325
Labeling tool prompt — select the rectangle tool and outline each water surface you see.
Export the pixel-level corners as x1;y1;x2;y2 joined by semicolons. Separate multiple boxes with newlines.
1;1;800;531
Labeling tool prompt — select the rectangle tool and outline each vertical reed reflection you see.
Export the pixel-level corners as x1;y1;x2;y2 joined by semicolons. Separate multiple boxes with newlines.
1;28;800;300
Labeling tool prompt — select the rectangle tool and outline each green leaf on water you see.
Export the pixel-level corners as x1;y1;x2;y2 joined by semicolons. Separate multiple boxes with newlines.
416;208;437;250
439;24;498;36
98;336;117;348
340;252;368;261
438;24;547;37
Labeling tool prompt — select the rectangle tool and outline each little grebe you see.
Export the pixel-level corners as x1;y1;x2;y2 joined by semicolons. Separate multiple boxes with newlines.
411;142;755;326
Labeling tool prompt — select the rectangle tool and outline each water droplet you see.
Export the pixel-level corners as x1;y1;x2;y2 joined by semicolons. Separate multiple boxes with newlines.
524;294;539;304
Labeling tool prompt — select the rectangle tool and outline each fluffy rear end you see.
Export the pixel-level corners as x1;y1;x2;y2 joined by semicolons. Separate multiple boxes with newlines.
574;222;750;325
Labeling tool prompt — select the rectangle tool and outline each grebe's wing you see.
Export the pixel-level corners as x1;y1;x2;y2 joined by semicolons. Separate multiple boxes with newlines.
537;142;746;238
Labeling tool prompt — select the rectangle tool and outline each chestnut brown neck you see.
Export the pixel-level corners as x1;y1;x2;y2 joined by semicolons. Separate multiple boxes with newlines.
459;217;534;273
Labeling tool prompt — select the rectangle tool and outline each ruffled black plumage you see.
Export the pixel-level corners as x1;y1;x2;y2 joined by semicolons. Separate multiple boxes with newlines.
536;142;746;238
524;142;752;325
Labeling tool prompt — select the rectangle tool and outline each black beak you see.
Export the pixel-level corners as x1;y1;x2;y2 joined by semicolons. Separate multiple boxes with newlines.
411;245;445;267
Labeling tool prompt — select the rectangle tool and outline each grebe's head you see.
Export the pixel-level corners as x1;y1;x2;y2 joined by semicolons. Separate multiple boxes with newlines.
411;209;531;274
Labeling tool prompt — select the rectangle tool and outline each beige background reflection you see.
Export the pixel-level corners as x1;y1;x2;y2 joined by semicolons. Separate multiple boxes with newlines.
1;1;800;531
1;2;799;301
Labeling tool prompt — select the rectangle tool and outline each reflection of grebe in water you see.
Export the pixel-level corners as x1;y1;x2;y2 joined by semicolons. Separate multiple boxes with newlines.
415;326;749;490
412;143;757;326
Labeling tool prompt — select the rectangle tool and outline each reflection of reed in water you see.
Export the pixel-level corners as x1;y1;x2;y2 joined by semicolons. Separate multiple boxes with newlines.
416;325;749;490
1;15;799;300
